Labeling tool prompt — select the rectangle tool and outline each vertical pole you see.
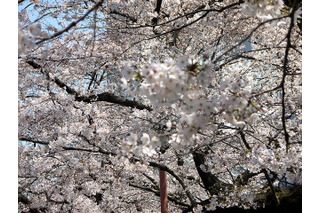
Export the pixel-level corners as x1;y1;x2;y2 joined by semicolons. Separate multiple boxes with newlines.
160;170;168;213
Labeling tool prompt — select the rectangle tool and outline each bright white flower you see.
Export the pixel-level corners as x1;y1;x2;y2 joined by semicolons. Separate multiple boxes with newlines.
142;145;156;156
238;98;248;110
222;112;245;128
230;82;241;93
277;21;287;27
150;136;161;148
180;112;195;125
132;146;142;156
176;56;189;69
168;133;180;145
293;7;302;25
127;133;137;145
219;93;229;106
273;0;284;11
198;71;212;87
240;90;250;99
141;133;150;144
242;0;284;18
220;79;230;91
122;67;134;79
138;61;189;105
229;95;239;108
165;120;172;131
164;58;175;67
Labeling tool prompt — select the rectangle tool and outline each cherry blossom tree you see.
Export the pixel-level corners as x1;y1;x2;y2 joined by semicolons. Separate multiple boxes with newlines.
18;0;302;212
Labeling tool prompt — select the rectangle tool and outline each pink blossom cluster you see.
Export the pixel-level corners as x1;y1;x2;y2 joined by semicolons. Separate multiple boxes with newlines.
242;0;284;19
247;143;302;184
138;58;189;105
219;78;258;128
121;133;160;156
125;57;261;150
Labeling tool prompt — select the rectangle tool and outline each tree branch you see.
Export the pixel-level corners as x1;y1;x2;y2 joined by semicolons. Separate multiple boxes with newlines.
75;92;152;111
128;183;190;208
192;151;231;196
25;60;152;111
238;131;279;205
109;9;137;23
234;169;262;186
212;15;289;65
149;161;197;206
155;0;163;14
281;0;299;152
143;173;159;190
36;0;105;45
262;169;280;205
19;137;116;156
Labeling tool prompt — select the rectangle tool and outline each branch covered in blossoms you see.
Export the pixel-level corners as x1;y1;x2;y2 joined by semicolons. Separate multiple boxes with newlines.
25;60;152;111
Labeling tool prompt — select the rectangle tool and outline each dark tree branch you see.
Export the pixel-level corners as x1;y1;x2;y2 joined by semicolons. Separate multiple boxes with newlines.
262;169;280;205
123;1;244;54
155;0;163;14
211;28;224;61
25;60;41;69
238;131;279;205
19;137;50;146
128;183;190;208
109;9;137;23
122;0;243;31
36;0;105;45
75;92;152;111
149;161;197;206
284;0;302;32
212;15;289;65
234;169;262;186
239;131;251;150
192;151;231;196
281;0;300;152
143;173;159;190
250;85;282;99
18;192;31;205
123;10;211;54
25;60;152;111
19;137;116;156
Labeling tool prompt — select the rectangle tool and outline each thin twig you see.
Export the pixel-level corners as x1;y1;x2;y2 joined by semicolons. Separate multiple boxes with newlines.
36;0;104;45
212;15;289;65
